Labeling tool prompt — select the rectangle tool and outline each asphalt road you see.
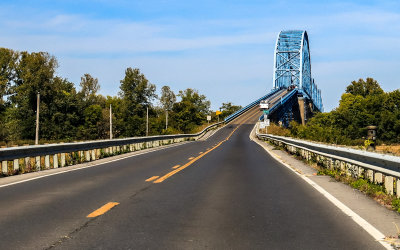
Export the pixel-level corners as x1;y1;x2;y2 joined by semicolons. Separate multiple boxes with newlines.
0;108;384;249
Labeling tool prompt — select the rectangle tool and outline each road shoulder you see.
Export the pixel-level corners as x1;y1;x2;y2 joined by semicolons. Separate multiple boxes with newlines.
250;126;400;249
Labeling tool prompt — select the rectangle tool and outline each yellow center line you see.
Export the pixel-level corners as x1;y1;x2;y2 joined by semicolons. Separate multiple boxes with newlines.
188;157;194;160
172;165;180;169
154;112;256;184
87;202;119;218
145;176;160;182
199;152;203;154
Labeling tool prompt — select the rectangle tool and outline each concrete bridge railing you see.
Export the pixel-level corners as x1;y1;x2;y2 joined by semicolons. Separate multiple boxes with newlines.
0;122;224;176
257;131;400;197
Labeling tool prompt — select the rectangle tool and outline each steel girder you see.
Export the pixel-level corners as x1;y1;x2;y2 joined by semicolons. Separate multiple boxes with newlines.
273;30;323;112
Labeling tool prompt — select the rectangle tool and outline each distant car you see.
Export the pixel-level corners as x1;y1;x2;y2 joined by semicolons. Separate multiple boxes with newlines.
287;84;296;91
259;100;269;110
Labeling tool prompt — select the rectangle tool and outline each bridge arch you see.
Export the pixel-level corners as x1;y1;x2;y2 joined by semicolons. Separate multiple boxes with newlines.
273;30;323;111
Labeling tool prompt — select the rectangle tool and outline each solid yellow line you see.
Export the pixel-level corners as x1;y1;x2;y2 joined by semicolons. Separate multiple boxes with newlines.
172;165;180;169
145;176;159;182
87;202;119;218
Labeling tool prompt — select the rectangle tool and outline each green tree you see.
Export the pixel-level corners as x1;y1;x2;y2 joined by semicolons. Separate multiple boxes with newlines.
7;51;58;140
79;73;100;104
119;68;157;136
219;102;242;119
172;88;210;133
346;78;384;97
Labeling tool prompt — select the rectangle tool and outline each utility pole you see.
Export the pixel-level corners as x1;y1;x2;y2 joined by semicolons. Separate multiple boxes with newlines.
35;92;40;145
146;107;149;136
165;110;168;130
109;104;113;140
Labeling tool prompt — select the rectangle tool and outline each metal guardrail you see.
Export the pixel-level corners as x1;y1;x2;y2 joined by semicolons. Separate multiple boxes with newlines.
259;88;298;121
0;121;224;175
257;131;400;196
258;133;400;172
224;88;281;123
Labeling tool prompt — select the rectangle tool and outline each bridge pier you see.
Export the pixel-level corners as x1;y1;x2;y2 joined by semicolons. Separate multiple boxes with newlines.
297;97;306;125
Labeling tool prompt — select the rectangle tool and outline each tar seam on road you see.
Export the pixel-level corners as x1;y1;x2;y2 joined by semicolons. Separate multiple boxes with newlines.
153;111;256;184
87;202;120;218
250;124;393;250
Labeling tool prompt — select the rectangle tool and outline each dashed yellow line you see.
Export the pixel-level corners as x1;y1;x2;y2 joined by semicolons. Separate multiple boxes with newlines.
172;165;180;169
199;152;203;154
87;202;119;218
145;176;160;182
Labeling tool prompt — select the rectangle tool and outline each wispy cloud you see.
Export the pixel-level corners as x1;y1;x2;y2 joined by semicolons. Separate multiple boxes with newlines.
0;1;400;111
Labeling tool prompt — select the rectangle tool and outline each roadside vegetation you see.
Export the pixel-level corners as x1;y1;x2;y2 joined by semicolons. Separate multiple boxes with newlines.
0;48;241;145
266;78;400;153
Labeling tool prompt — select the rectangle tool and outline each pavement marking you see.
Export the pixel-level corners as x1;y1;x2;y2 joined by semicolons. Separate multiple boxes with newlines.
199;152;203;154
154;113;255;184
250;125;392;250
188;157;194;160
87;202;119;218
172;165;180;169
145;176;159;182
0;141;192;189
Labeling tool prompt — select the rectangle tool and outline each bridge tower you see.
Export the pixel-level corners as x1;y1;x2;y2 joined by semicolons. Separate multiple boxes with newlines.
272;30;323;125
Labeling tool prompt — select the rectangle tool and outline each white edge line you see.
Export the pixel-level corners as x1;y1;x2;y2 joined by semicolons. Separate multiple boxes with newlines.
249;125;392;250
0;141;191;189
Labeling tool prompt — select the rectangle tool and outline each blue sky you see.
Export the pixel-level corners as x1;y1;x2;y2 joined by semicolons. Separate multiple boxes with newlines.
1;0;400;111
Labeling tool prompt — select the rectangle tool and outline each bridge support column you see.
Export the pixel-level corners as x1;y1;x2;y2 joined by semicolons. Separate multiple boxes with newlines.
298;97;306;125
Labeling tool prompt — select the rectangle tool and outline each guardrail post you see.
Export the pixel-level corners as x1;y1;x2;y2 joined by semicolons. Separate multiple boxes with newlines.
397;178;400;198
45;155;50;169
2;160;7;174
91;150;96;160
385;176;394;195
13;159;19;172
25;157;30;171
366;170;374;182
53;154;58;168
374;172;383;184
35;156;40;170
61;153;66;167
85;151;90;162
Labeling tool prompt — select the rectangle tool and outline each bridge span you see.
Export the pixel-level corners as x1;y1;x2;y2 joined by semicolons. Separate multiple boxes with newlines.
227;30;323;126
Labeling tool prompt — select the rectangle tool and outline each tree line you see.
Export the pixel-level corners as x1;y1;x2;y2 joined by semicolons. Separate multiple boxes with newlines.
286;78;400;145
0;48;241;144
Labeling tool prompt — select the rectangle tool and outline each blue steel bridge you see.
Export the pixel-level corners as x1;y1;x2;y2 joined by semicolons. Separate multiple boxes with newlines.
225;30;323;126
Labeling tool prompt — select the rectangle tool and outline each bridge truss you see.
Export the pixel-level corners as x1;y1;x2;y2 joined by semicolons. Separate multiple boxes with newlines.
273;30;323;111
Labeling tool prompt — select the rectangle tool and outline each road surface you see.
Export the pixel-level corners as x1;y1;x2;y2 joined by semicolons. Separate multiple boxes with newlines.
0;108;383;249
